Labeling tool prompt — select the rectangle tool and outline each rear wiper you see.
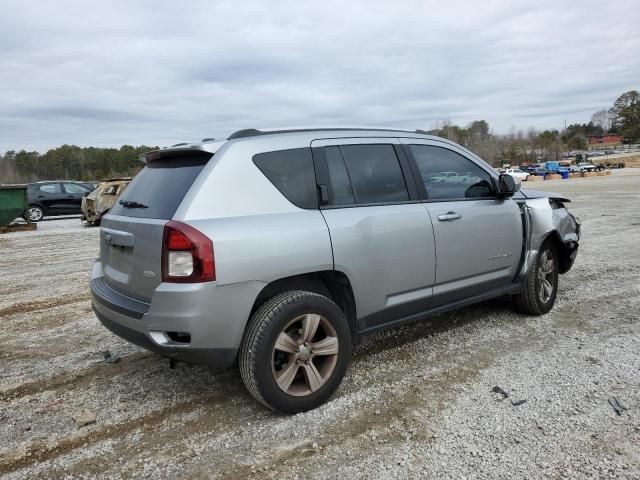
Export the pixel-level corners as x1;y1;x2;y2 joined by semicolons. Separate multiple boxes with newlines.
119;200;148;209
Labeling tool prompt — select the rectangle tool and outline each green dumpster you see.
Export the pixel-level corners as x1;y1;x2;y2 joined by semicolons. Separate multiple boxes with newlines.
0;185;29;227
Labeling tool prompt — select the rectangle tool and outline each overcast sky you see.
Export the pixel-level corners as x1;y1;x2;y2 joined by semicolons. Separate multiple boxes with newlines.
1;0;639;152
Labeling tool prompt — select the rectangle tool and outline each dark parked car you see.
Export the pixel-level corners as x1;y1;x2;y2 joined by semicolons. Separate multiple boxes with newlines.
26;181;94;221
525;166;547;176
80;181;100;191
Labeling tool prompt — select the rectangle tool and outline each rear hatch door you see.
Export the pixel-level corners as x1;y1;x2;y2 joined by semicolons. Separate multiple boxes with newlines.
100;151;212;302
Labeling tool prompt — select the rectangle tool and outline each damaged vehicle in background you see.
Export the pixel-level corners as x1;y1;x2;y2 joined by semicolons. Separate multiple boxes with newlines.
81;178;131;226
90;127;580;413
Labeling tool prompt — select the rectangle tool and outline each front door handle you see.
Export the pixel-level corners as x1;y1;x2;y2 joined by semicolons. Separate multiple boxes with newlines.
437;211;462;221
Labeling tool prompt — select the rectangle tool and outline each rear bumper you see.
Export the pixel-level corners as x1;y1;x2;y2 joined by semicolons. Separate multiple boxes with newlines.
93;305;237;365
90;260;265;367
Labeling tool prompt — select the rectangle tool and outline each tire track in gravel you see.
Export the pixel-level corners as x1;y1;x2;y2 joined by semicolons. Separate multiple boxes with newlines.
36;378;256;479
3;305;91;333
0;293;90;318
218;366;482;480
0;351;152;401
0;361;253;477
0;387;237;476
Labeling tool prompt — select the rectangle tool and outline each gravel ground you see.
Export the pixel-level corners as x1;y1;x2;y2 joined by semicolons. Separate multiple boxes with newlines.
1;172;639;479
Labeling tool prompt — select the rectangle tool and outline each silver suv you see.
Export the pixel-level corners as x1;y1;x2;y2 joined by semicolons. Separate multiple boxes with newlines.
91;127;580;413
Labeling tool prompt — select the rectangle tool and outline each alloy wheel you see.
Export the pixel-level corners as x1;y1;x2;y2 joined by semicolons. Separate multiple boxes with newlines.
271;313;339;396
28;207;43;222
537;249;555;303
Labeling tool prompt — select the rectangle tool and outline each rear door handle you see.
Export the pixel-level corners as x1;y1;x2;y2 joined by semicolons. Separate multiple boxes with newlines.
437;211;462;221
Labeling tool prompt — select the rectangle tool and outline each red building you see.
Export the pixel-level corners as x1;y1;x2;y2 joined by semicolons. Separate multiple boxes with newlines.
588;134;623;145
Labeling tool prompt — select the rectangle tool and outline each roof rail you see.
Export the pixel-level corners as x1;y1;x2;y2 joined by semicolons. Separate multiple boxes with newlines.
227;127;431;140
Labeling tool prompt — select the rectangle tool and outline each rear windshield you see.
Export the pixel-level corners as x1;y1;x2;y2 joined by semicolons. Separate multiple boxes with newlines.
110;154;210;219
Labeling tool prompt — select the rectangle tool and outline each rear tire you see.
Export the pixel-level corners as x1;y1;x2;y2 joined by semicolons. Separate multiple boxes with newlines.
513;241;558;315
239;290;351;413
26;205;44;222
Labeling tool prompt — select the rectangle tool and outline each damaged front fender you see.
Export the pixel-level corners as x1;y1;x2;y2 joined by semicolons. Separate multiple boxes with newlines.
515;189;580;281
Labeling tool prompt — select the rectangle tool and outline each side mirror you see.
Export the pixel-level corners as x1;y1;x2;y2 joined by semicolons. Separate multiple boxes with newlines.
497;174;520;198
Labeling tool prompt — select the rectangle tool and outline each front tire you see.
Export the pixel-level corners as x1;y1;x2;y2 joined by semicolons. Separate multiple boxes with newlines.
239;290;351;413
513;241;559;315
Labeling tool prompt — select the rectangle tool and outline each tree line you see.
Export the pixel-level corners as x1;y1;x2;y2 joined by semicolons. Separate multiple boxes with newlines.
0;145;157;184
1;90;638;183
428;90;639;165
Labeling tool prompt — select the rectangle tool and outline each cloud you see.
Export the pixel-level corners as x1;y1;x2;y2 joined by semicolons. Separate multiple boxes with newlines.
1;0;639;151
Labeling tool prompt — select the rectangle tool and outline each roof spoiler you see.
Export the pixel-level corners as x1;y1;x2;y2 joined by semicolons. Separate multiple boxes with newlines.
140;145;216;164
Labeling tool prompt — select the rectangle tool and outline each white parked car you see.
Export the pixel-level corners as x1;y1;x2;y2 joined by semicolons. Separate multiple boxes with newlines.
504;168;530;181
428;171;460;182
570;163;596;173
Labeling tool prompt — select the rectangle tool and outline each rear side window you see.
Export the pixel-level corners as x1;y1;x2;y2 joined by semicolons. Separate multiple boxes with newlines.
326;144;409;205
253;148;317;209
409;145;495;200
63;183;89;194
110;154;209;219
38;184;61;194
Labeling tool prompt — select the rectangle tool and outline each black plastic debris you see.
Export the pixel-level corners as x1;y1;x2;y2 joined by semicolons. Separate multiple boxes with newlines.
608;397;629;416
493;386;527;406
492;386;509;398
102;350;120;364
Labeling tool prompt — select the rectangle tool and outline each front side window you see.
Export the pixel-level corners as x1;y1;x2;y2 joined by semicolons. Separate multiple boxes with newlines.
409;145;495;200
326;144;409;205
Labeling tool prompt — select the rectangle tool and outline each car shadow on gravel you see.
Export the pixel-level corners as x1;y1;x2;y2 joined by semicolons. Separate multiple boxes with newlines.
353;296;516;361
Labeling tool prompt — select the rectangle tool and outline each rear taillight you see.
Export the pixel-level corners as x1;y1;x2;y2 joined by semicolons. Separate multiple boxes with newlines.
162;221;215;283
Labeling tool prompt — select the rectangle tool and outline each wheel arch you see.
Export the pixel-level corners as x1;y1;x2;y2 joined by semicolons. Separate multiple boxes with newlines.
541;230;574;275
29;202;46;211
249;270;357;338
